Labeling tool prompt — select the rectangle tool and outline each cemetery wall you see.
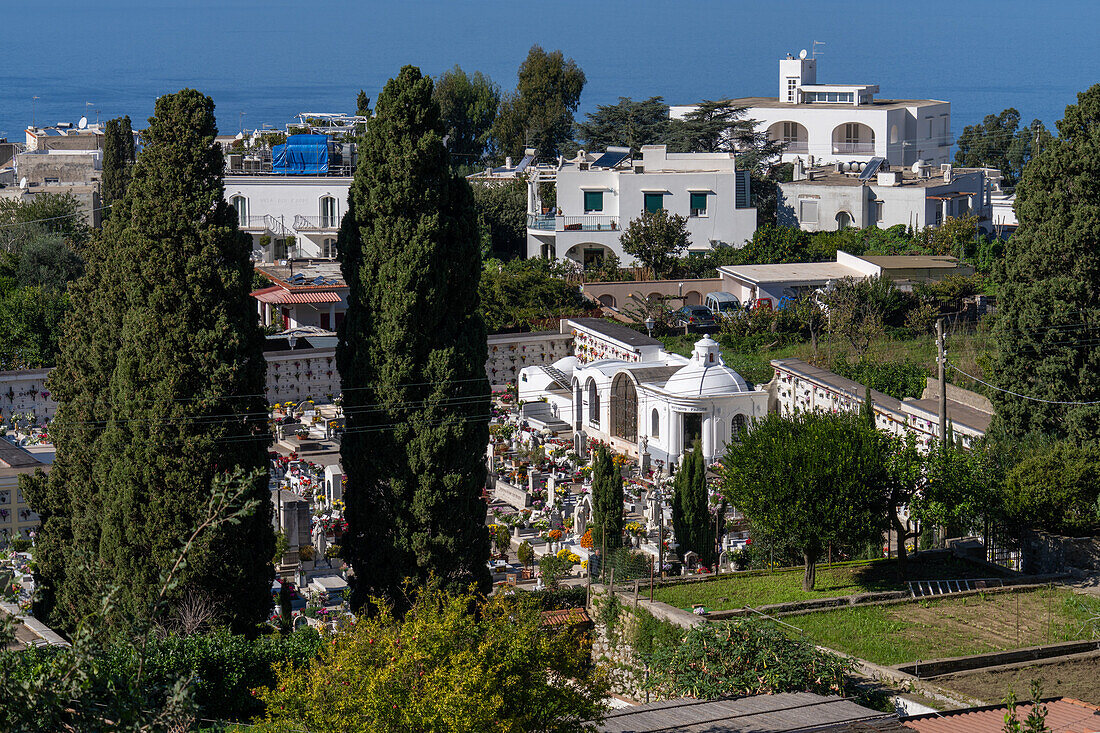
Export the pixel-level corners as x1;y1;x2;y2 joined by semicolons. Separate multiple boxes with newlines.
265;347;340;405
1021;530;1100;575
0;369;57;424
486;331;573;387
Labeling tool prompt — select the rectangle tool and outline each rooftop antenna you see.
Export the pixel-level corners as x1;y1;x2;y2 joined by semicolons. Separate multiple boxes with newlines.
812;41;825;60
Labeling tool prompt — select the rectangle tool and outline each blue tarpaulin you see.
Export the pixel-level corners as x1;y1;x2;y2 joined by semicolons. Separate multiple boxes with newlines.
272;134;329;174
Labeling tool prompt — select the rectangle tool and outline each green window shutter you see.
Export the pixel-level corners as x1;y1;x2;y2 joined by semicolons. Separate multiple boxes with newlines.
584;191;603;212
690;192;707;215
644;192;664;214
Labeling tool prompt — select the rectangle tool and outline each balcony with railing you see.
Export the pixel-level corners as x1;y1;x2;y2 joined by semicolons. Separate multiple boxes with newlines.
832;142;876;155
559;215;619;232
526;213;555;231
239;214;291;237
294;215;340;232
526;213;621;233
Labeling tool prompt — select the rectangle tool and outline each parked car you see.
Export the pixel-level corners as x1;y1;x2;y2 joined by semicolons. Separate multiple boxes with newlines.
673;305;717;332
704;291;741;315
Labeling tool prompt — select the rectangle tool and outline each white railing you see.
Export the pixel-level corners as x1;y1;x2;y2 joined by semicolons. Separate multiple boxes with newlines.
832;142;876;155
294;215;339;231
559;215;619;232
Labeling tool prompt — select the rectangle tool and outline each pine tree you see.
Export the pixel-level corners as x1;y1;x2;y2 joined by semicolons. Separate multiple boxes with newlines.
356;90;370;116
100;116;136;212
22;89;272;633
671;443;714;566
590;446;623;551
992;85;1100;441
337;67;491;612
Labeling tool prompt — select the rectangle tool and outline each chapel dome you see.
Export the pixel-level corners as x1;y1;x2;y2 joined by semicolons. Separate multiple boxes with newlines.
663;336;751;396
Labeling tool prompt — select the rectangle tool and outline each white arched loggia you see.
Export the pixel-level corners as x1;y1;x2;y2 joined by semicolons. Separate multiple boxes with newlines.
832;122;876;155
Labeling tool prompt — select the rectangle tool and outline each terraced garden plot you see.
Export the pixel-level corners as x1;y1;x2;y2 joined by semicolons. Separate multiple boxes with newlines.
652;555;996;612
935;654;1100;706
786;587;1100;666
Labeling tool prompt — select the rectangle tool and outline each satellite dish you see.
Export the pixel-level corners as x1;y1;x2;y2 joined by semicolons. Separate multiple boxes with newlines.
19;177;27;189
78;116;88;129
799;49;808;60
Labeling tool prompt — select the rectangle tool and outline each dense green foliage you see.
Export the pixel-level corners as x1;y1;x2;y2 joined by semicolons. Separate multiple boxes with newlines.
101;115;135;208
992;86;1100;441
1000;442;1100;535
671;442;715;566
954;108;1051;188
493;45;586;160
22;89;273;633
0;194;88;369
722;412;890;590
337;67;491;612
479;259;594;332
249;585;608;732
590;445;624;552
2;627;322;726
434;65;501;169
471;179;527;259
619;209;690;278
575;96;672;154
639;618;854;700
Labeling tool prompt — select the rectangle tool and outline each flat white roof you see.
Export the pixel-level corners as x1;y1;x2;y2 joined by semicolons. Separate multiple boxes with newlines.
719;262;862;284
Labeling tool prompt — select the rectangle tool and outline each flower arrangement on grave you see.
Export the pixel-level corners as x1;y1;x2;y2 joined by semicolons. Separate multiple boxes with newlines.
625;522;646;538
548;529;563;543
556;548;581;565
611;453;630;472
579;529;593;549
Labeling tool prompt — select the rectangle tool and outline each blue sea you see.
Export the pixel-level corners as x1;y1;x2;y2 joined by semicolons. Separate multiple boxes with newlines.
2;0;1099;144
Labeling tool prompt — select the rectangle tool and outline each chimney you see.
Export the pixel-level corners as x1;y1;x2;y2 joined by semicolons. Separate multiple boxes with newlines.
942;163;953;183
505;156;513;169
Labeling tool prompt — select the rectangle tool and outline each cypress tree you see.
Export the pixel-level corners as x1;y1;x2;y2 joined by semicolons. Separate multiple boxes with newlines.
671;443;714;566
590;446;624;551
23;90;272;633
101;115;136;212
992;85;1100;441
337;66;490;612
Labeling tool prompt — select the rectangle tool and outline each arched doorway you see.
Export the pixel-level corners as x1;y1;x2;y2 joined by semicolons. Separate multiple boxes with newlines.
587;378;600;426
767;121;809;154
832;123;875;155
610;373;637;442
836;211;852;230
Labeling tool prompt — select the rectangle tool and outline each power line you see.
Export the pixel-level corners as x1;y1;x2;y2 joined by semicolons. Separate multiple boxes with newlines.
0;203;114;229
948;362;1100;406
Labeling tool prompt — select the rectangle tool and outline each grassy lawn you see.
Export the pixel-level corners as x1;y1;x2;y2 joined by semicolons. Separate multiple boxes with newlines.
787;588;1100;666
652;556;993;612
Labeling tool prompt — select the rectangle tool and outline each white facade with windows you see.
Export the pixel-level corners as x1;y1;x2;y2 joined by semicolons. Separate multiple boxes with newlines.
224;176;349;262
671;54;952;168
778;163;993;232
526;145;757;266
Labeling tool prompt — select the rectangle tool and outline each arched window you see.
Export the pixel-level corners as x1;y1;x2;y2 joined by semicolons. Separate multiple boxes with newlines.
230;195;248;227
587;378;599;426
574;381;583;428
731;414;747;439
651;408;660;438
320;196;338;228
610;374;637;442
836;211;852;230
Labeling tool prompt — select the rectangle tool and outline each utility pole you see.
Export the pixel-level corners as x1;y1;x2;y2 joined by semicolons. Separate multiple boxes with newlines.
657;495;664;580
936;317;947;446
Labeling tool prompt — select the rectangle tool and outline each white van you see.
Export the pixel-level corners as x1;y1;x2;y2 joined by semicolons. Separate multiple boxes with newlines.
704;291;741;315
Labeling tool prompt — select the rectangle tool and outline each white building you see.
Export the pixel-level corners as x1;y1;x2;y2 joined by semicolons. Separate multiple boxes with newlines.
779;161;995;232
771;358;993;449
224;125;359;263
671;53;952;168
224;174;349;263
526;145;757;266
519;319;767;466
717;250;973;307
